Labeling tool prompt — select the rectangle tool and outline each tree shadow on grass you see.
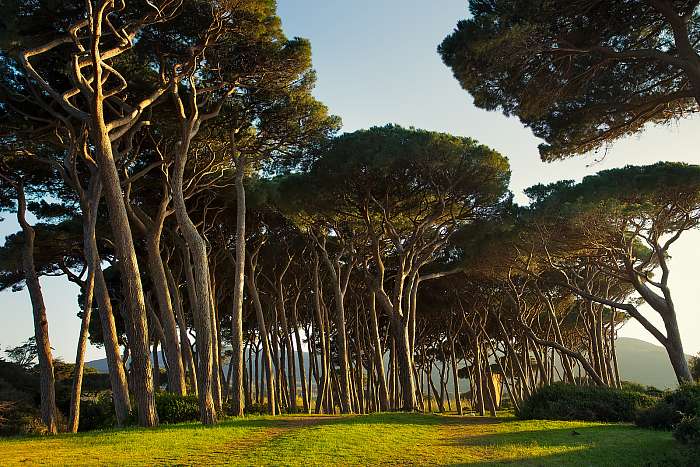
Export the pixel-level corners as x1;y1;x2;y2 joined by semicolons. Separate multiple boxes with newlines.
440;424;685;466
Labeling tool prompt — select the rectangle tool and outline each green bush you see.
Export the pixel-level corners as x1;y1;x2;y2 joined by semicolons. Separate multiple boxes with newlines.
243;402;268;415
673;416;700;445
78;392;117;432
635;383;700;431
517;383;656;422
155;392;200;424
620;381;646;392
635;401;683;430
664;384;700;416
0;399;45;436
621;381;663;398
0;371;45;436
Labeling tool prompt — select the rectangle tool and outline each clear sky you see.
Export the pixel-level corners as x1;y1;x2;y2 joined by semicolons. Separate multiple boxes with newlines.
1;0;698;362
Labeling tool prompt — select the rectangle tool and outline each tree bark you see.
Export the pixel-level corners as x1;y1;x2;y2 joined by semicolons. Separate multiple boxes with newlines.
391;316;416;411
145;235;186;395
290;297;310;413
68;176;101;432
368;292;390;411
170;120;217;424
94;265;131;424
164;261;198;394
89;37;157;428
246;252;277;415
448;332;462;415
229;158;246;416
312;255;329;413
15;182;58;434
317;243;353;414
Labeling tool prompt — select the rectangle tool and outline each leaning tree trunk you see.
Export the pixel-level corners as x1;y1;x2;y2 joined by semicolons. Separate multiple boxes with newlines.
68;177;101;432
448;332;462;416
290;298;310;413
145;235;187;396
164;261;198;394
312;256;330;413
246;255;277;415
90;102;157;428
318;249;353;414
229;159;246;416
68;287;95;430
368;292;390;411
171;133;217;425
275;281;296;412
663;311;693;384
15;182;58;434
94;265;132;425
330;293;353;413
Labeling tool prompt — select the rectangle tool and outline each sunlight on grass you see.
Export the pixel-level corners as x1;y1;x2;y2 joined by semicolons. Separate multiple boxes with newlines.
0;413;681;466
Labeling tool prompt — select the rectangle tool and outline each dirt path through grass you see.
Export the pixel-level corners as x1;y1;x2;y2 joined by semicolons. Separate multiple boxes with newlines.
187;416;344;465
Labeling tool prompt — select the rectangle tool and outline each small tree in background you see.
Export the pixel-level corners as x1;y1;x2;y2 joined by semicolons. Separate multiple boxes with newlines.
5;337;38;370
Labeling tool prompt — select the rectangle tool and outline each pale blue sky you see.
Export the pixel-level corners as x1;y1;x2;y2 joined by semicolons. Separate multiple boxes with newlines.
1;0;698;361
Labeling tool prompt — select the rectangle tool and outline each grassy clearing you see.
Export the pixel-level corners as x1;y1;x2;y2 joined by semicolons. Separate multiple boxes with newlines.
0;413;690;466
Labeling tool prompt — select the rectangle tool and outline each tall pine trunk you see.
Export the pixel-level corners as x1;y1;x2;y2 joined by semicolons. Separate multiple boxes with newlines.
229;160;246;416
68;176;101;432
15;182;58;433
368;293;390;411
89;32;157;427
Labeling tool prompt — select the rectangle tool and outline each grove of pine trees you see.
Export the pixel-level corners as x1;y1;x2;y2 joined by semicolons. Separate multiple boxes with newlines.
0;0;698;434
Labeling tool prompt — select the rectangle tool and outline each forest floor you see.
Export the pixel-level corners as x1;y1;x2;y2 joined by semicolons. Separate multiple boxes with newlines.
0;412;692;466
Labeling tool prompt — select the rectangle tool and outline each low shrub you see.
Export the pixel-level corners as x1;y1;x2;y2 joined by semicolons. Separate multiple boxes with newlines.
673;416;700;445
621;381;663;398
664;384;700;416
0;399;45;436
243;402;268;415
517;383;656;422
0;375;46;436
78;392;117;432
620;381;646;392
635;383;700;431
635;401;683;430
155;392;200;424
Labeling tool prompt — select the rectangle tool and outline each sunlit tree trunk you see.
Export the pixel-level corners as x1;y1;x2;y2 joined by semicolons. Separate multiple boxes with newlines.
68;176;101;432
89;26;157;427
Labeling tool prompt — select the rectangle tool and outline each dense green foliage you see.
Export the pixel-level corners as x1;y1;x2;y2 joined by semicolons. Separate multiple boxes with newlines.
636;401;683;430
0;359;110;434
664;384;700;417
439;0;700;160
674;416;700;445
635;384;700;433
518;383;656;422
155;393;201;424
77;393;119;432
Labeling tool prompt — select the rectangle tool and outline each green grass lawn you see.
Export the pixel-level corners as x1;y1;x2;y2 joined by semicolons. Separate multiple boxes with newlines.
0;413;692;466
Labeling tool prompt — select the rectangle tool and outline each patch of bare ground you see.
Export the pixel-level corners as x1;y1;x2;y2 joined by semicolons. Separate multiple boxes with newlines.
183;416;344;465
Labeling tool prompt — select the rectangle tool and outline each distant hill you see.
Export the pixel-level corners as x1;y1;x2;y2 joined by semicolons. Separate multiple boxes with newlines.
85;336;690;390
615;337;690;389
